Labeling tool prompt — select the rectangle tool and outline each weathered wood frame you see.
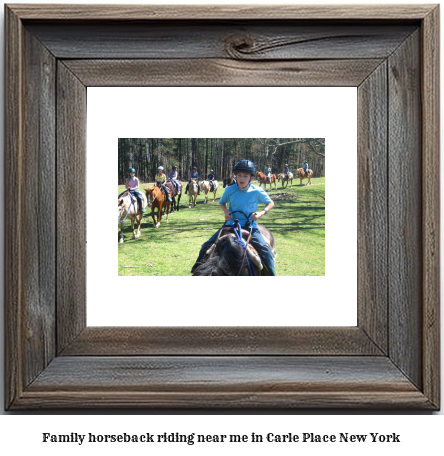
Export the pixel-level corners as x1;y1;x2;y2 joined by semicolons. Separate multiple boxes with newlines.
4;4;440;409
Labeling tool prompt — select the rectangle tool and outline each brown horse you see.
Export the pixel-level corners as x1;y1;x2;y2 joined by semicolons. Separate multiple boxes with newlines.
118;190;147;243
256;171;277;190
145;186;170;228
278;172;294;188
201;180;218;203
298;168;313;185
187;179;199;208
165;179;182;212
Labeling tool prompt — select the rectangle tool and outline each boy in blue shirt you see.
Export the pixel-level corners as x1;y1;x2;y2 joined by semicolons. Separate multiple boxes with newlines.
185;166;200;195
303;160;309;176
192;159;275;275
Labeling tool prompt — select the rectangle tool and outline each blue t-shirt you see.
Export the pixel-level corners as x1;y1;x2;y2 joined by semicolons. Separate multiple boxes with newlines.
190;171;198;179
219;184;271;228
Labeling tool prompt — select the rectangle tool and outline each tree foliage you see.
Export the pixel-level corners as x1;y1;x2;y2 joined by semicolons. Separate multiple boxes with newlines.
118;138;325;184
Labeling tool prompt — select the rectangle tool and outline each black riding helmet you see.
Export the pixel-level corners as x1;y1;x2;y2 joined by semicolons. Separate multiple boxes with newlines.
233;159;256;175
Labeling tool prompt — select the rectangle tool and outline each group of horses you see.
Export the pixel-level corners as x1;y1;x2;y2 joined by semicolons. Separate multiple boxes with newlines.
256;168;313;190
118;178;219;242
187;179;219;208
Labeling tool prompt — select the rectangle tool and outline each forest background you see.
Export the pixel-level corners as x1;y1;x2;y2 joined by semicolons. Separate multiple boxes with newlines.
118;138;325;183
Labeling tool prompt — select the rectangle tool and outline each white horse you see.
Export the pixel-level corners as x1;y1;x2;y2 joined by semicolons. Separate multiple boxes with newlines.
118;190;147;242
200;180;218;203
188;179;199;208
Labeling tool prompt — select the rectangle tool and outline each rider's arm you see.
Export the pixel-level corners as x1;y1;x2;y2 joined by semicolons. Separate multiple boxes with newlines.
252;201;274;221
220;203;232;222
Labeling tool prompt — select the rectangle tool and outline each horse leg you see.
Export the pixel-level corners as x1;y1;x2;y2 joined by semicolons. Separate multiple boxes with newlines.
119;222;124;243
131;218;136;239
156;206;162;228
176;193;181;211
151;208;156;227
136;214;142;238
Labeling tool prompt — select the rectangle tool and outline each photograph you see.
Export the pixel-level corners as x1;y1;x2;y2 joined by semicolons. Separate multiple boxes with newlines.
117;138;325;277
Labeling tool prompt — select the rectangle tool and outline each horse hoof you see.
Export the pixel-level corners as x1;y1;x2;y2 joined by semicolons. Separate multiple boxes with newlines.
119;239;124;244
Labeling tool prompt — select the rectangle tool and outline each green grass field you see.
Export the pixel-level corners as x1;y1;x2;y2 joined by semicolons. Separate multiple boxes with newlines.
118;178;325;276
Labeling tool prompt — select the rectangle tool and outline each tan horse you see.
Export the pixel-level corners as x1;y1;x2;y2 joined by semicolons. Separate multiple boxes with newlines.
201;180;218;203
298;168;313;185
145;186;170;228
278;172;294;188
187;179;199;208
118;190;147;243
256;171;277;190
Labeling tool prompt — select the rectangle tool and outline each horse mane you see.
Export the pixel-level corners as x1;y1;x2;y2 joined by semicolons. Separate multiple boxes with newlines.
193;235;245;276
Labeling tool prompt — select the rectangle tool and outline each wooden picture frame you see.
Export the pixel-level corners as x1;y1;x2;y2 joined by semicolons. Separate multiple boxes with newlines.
5;4;440;410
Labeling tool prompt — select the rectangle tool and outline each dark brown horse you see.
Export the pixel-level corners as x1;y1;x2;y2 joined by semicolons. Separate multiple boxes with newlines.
256;171;277;190
145;186;170;228
192;224;276;276
165;179;182;212
223;176;237;188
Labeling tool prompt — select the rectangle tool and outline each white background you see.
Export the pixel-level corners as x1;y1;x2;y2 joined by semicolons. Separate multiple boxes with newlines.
0;0;442;450
88;87;357;326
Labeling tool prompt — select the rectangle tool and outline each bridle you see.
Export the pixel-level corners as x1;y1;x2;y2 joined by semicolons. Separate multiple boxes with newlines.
118;190;135;223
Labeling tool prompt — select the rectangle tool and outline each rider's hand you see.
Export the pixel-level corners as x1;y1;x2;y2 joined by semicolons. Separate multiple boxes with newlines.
224;212;233;222
252;212;260;221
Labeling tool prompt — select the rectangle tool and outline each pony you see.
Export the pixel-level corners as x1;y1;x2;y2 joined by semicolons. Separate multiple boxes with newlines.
145;185;170;228
278;172;294;188
187;179;199;208
256;171;277;190
223;176;237;188
192;224;276;276
118;190;147;243
165;179;182;212
297;168;313;185
201;180;218;203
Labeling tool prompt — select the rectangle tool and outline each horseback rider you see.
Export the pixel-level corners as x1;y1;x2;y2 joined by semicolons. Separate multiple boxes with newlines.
303;160;309;177
185;166;200;195
168;165;181;194
192;159;276;275
207;169;216;191
120;168;146;213
155;166;172;202
264;163;272;182
284;163;290;177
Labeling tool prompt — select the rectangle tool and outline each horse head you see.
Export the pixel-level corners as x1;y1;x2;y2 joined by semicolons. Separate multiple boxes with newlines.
145;187;154;207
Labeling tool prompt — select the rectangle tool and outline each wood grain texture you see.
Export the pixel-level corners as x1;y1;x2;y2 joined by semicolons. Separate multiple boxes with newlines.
63;59;384;87
4;4;24;411
357;62;388;354
4;4;440;410
421;6;440;409
388;30;422;389
7;4;435;20
61;327;383;356
56;62;87;353
13;356;433;409
26;23;416;60
21;28;57;387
